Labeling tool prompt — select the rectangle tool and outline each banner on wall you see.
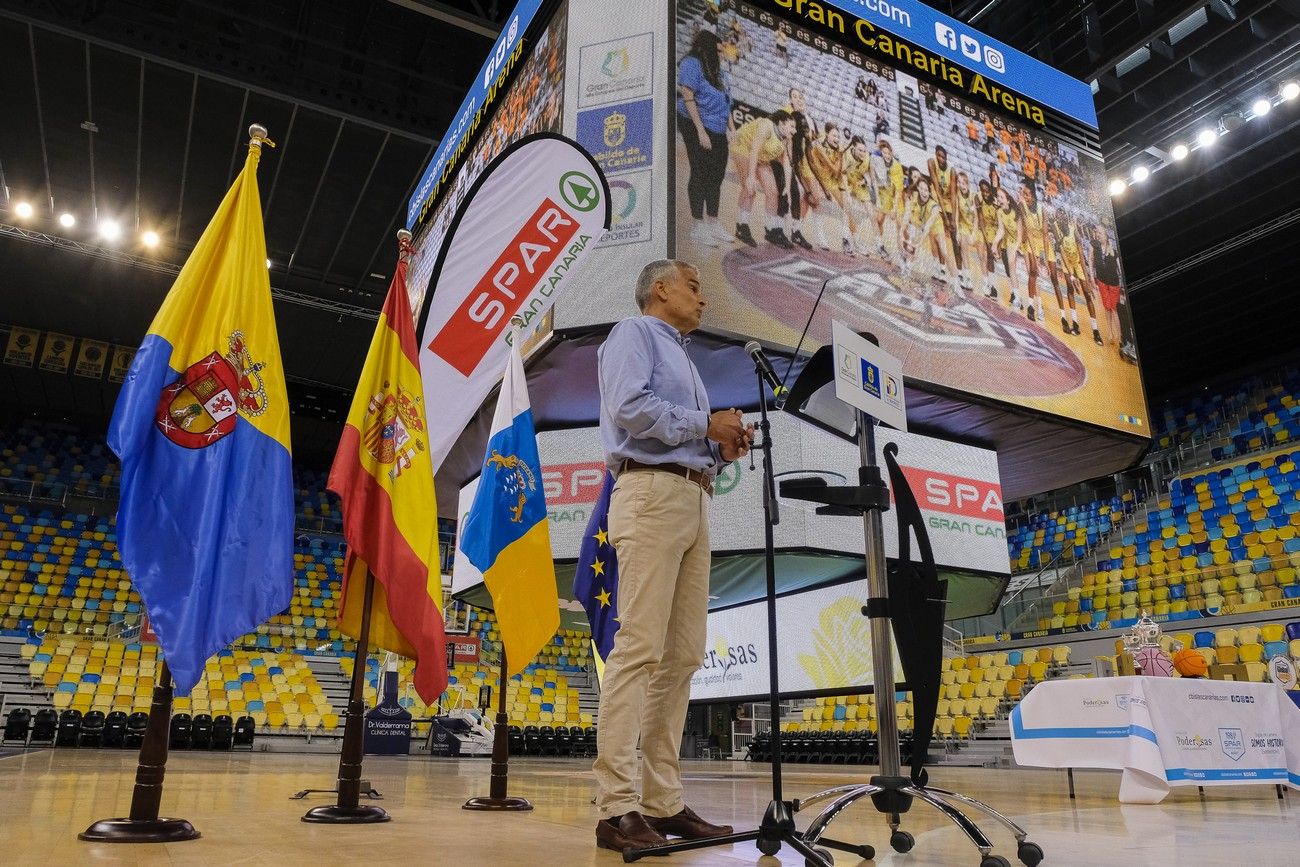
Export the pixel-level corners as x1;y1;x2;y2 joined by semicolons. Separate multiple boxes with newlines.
74;339;110;379
4;326;40;367
415;133;611;470
688;577;906;699
108;345;136;383
453;414;1009;585
38;332;74;374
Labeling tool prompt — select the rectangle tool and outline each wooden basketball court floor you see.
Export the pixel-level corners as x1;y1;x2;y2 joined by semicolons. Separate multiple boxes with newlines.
1;751;1296;865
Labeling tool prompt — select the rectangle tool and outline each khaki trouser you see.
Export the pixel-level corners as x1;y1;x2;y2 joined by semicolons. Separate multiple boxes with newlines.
593;469;710;818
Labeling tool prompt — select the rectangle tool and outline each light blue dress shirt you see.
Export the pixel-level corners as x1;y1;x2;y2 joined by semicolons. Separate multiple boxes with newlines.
598;316;720;476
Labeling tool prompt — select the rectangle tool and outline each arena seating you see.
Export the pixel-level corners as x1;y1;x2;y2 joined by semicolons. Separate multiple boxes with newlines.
1;499;358;651
1149;366;1299;458
22;636;338;730
1043;450;1300;632
0;423;346;530
1150;377;1264;452
343;652;595;730
760;646;1075;763
1006;492;1141;573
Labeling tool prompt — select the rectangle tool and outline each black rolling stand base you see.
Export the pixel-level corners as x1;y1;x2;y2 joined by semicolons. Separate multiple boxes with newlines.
623;800;874;865
796;775;1045;867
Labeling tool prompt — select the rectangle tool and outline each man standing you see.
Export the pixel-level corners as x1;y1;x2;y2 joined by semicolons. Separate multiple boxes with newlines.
593;260;752;853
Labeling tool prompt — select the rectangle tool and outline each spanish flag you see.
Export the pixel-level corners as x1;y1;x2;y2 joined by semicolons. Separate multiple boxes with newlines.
108;128;293;696
458;343;559;676
329;234;448;704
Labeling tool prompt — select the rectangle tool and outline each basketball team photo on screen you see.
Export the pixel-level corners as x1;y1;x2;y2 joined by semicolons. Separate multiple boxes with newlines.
674;0;1148;435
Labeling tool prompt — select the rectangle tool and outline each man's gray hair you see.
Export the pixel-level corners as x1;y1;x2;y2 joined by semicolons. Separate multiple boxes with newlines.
634;259;693;311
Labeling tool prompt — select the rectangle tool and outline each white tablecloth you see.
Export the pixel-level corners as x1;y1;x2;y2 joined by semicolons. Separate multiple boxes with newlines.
1010;676;1300;803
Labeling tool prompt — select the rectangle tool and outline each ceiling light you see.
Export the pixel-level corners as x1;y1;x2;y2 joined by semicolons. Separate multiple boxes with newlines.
1108;178;1127;196
14;201;34;219
1283;82;1300;101
98;219;122;242
1131;165;1149;182
141;230;160;249
1196;128;1218;147
266;258;272;269
59;212;76;228
1252;97;1272;116
1170;143;1189;161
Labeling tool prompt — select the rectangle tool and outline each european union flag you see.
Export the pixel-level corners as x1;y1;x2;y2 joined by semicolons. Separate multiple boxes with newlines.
574;471;619;661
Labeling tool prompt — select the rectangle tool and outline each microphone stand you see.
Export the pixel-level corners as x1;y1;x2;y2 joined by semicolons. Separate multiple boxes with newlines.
625;365;872;864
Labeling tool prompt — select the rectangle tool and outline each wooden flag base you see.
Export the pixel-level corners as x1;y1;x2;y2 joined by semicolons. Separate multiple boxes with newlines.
462;650;532;812
304;569;391;825
301;804;391;824
79;817;200;843
80;660;199;843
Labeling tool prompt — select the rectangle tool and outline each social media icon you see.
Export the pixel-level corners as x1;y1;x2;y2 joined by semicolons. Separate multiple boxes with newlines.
934;22;957;50
984;46;1006;72
960;34;981;61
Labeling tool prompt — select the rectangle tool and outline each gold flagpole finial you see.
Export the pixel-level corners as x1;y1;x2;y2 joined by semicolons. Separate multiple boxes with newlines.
249;123;276;149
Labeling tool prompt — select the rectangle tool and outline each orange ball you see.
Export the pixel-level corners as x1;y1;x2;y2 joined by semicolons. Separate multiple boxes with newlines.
1173;648;1207;678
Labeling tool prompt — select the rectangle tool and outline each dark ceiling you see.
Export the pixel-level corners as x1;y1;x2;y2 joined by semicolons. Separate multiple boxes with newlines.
1;0;1298;469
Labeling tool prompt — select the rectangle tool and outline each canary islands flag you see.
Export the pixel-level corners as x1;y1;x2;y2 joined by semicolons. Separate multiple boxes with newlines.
574;471;619;664
330;234;448;705
108;133;292;696
459;343;558;676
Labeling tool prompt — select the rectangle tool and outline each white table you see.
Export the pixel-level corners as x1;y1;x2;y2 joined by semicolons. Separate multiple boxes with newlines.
1010;676;1300;803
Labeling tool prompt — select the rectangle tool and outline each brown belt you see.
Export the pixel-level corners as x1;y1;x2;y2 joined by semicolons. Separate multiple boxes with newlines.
620;459;713;497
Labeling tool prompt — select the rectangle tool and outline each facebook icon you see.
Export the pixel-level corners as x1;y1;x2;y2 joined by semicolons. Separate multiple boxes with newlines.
934;22;957;50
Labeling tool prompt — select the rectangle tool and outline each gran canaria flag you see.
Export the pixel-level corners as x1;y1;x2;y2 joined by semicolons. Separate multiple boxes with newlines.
108;129;292;695
459;342;558;676
330;233;447;705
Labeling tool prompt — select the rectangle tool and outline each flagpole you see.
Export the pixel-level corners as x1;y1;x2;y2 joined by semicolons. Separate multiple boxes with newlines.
464;647;533;811
80;659;200;842
303;566;390;823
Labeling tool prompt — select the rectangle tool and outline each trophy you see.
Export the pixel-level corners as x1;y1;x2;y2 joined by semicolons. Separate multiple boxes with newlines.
1125;611;1176;677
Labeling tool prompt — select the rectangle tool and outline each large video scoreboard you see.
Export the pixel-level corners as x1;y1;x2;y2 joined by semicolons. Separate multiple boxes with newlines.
406;0;1146;439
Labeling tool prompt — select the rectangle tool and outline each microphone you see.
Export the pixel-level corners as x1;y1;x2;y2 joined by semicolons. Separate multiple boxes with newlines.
744;341;788;404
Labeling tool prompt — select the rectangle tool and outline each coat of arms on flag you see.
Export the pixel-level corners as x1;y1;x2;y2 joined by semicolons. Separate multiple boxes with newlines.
362;382;427;479
153;331;268;449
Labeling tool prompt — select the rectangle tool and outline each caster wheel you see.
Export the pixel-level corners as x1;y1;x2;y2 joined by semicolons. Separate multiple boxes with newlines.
980;856;1011;867
890;830;915;853
1017;842;1044;867
805;846;833;867
758;838;781;856
912;768;929;787
857;845;877;860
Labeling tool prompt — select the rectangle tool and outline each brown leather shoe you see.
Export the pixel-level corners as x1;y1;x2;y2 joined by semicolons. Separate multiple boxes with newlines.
595;811;669;852
645;805;734;839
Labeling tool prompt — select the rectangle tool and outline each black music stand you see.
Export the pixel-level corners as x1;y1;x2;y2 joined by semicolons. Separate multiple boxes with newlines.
779;342;1043;867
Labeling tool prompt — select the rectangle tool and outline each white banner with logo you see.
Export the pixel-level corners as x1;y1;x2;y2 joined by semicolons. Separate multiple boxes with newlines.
1011;676;1300;803
416;134;611;470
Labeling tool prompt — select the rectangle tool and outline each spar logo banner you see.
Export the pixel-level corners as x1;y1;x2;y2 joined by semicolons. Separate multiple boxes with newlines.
453;412;1009;583
416;134;611;470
